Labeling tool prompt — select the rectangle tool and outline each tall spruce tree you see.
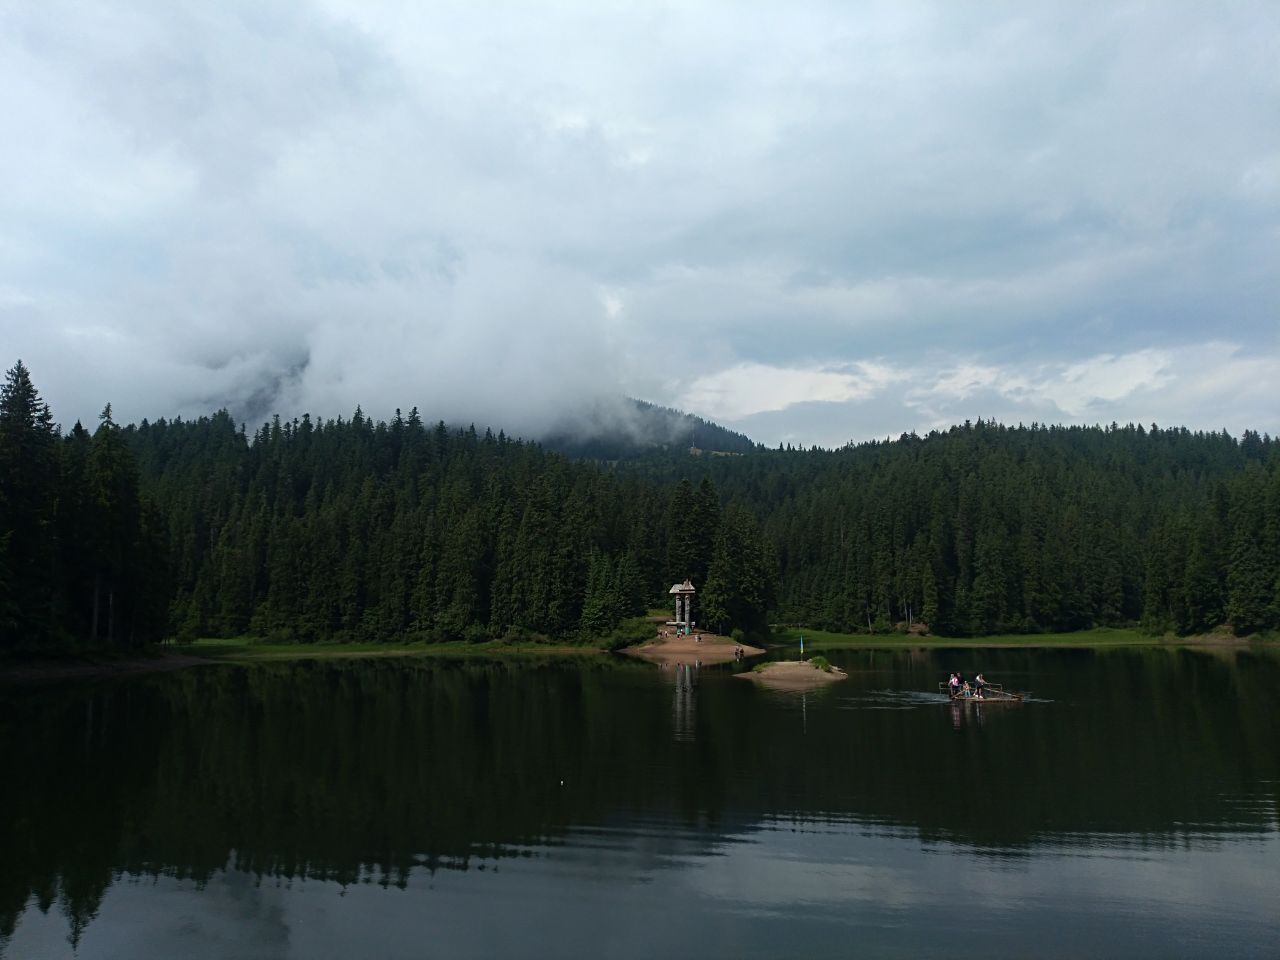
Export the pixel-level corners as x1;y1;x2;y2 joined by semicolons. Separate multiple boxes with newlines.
700;504;772;636
1226;466;1270;635
0;361;59;648
87;404;144;646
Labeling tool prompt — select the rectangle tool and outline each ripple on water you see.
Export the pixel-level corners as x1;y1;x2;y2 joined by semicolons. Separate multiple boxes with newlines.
837;690;960;710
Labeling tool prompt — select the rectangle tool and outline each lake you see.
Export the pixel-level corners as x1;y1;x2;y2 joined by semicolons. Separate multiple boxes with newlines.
2;647;1278;958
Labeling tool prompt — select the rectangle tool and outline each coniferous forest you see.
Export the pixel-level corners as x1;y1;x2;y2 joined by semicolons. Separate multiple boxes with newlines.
1;359;1278;653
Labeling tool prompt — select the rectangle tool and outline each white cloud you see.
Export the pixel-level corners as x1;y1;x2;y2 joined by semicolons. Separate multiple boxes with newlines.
679;361;902;421
1034;350;1172;417
722;342;1280;447
911;363;1003;404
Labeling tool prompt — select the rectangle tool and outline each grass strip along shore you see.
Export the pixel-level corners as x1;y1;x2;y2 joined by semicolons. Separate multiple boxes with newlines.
769;625;1277;650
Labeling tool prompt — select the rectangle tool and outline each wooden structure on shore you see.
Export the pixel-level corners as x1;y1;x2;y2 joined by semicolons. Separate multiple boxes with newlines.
668;579;696;634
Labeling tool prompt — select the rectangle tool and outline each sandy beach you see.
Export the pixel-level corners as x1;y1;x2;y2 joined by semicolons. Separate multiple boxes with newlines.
623;630;765;665
736;659;848;690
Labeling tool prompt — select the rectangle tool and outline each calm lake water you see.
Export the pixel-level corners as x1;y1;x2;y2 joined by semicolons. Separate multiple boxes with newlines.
2;647;1278;959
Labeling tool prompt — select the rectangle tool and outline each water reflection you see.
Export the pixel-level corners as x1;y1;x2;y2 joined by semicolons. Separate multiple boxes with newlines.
671;661;698;742
0;647;1277;957
6;819;1276;960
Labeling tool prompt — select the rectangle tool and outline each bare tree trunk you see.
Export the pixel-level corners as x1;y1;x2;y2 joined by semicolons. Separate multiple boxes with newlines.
91;573;101;642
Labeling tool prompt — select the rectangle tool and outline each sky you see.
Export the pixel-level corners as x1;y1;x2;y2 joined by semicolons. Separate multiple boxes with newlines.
1;1;1277;448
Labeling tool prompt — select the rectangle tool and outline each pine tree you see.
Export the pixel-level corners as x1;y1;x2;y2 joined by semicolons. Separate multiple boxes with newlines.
614;550;646;617
664;479;697;583
87;404;144;647
0;361;59;648
700;505;771;636
1182;508;1223;634
56;421;96;639
1225;466;1270;635
970;518;1010;633
579;551;619;635
689;477;721;585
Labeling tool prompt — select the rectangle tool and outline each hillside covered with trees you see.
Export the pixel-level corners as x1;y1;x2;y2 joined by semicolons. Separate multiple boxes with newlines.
688;423;1279;637
1;359;1277;653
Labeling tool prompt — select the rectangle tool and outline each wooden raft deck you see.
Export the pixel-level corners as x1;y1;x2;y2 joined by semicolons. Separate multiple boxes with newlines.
937;682;1026;702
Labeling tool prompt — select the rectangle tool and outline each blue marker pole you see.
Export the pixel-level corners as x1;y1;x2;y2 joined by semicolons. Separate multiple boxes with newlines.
800;634;804;659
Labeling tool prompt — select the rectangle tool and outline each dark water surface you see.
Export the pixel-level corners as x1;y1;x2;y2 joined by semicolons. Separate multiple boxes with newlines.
2;648;1278;958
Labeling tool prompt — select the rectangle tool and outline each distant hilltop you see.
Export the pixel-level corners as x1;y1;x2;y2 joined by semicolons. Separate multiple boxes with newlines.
539;397;758;461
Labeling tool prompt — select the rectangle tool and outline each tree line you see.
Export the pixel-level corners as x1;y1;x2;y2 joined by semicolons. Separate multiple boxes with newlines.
1;358;1277;651
626;420;1280;637
0;362;167;650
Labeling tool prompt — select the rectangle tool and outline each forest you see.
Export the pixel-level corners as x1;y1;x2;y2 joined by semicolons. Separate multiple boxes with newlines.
1;358;1277;653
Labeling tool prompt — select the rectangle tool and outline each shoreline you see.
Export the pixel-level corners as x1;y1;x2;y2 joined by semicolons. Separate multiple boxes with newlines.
5;628;1275;686
769;625;1278;651
622;630;765;665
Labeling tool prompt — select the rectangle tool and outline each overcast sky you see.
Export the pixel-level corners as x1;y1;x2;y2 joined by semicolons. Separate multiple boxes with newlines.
2;1;1277;447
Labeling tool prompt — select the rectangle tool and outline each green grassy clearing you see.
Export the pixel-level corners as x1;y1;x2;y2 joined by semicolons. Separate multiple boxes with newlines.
165;614;660;663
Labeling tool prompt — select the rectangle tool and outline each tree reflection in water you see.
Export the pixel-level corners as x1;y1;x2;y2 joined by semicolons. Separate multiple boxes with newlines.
0;647;1277;949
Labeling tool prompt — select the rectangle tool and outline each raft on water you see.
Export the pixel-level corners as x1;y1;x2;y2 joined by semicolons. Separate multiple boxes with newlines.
937;682;1026;702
